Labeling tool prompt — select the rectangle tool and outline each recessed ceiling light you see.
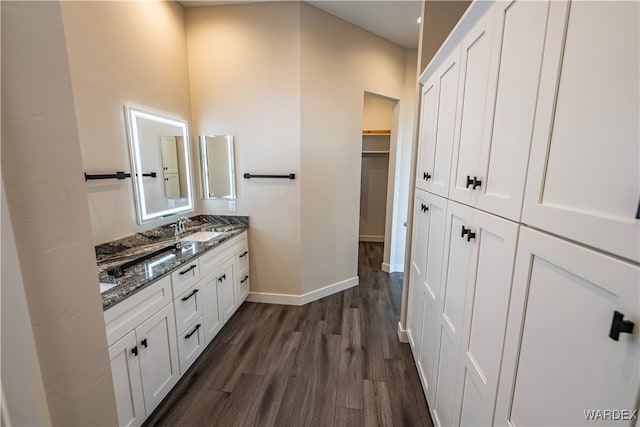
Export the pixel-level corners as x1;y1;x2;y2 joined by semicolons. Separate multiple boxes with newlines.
417;16;422;24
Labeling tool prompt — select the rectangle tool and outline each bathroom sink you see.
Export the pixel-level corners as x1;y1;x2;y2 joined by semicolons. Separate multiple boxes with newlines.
100;282;118;293
179;231;225;242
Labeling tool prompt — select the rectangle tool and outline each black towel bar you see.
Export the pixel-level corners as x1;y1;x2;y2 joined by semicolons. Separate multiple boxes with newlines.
84;171;157;181
243;173;295;180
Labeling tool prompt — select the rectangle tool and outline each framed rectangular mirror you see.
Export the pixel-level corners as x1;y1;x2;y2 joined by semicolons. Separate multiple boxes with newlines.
125;105;194;224
199;135;236;199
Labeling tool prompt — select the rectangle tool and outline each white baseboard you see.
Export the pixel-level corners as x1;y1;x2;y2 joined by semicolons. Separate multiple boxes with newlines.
397;321;409;343
247;276;359;306
382;263;404;273
359;235;384;243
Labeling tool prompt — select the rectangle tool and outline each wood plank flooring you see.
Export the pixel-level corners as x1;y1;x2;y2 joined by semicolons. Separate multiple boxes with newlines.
143;242;433;427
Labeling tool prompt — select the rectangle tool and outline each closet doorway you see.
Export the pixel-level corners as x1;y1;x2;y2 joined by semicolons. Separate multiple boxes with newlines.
359;93;398;270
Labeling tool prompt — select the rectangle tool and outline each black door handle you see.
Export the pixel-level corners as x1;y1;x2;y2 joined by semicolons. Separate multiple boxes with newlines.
218;273;226;282
185;324;201;339
467;231;476;241
241;275;249;283
609;311;635;341
239;251;249;258
461;226;470;238
141;338;148;348
423;172;432;181
421;203;429;213
131;346;138;357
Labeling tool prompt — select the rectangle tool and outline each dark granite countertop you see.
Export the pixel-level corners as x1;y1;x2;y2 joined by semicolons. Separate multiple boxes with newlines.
97;215;248;311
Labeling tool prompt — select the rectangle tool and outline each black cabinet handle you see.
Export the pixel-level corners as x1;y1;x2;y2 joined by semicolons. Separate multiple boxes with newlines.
185;324;201;339
461;226;470;238
609;311;635;341
181;288;199;301
466;176;482;190
141;338;148;348
466;176;474;189
421;203;429;213
241;275;249;283
179;264;197;275
131;346;138;357
239;251;249;258
218;273;227;282
466;231;476;241
423;172;432;181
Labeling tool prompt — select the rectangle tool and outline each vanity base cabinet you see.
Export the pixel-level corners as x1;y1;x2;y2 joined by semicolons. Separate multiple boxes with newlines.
496;227;639;426
108;331;145;427
106;302;179;427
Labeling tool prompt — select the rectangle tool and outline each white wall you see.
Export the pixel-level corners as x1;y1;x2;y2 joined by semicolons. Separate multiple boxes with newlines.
1;183;51;427
1;2;118;424
300;3;413;293
186;2;302;296
60;1;193;244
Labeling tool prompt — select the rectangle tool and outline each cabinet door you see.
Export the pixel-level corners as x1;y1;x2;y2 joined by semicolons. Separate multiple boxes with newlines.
522;1;640;263
160;136;179;174
432;202;477;427
407;190;430;351
416;191;448;406
418;48;461;197
449;9;497;206
163;174;181;198
453;207;519;426
136;304;179;414
109;331;145;427
449;1;549;221
496;227;639;426
217;258;237;322
202;271;223;344
416;76;438;192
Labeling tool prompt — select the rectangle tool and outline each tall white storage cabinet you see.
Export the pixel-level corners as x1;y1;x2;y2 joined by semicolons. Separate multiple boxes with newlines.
407;1;639;425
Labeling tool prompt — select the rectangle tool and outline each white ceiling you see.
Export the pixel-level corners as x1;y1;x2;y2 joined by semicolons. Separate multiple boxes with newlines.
179;1;422;49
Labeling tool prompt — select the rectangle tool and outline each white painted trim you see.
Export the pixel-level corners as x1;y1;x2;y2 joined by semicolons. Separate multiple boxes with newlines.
359;235;385;243
382;263;405;273
301;276;359;305
397;321;409;343
247;276;359;306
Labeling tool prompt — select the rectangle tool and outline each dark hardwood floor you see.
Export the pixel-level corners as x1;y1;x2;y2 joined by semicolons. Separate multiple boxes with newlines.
143;242;433;427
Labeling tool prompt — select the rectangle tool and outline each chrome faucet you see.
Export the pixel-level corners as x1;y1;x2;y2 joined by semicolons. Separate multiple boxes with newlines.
170;217;189;236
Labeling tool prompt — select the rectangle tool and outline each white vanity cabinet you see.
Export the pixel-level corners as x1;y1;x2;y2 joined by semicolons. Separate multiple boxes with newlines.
448;0;549;221
105;230;250;426
522;0;640;263
105;276;179;427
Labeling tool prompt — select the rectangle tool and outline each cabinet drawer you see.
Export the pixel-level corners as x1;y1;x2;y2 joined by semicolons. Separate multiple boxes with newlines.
174;284;203;336
104;275;172;346
237;272;250;302
171;260;200;297
236;247;249;272
177;318;205;374
199;232;247;277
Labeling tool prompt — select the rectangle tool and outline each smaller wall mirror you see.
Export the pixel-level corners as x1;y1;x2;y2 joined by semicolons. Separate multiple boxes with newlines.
199;135;236;199
125;105;194;224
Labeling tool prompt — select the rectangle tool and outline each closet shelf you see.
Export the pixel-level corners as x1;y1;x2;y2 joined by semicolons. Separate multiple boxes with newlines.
362;129;391;135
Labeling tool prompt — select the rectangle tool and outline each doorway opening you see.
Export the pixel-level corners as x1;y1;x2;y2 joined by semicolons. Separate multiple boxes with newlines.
359;92;400;272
